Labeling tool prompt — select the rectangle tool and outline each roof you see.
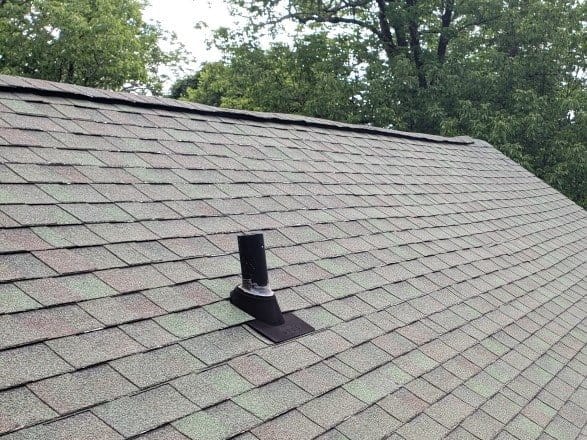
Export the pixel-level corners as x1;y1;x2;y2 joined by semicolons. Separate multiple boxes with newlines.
0;73;585;440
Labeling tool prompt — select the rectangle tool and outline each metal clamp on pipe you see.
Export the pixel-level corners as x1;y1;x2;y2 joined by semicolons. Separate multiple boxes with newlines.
230;232;314;342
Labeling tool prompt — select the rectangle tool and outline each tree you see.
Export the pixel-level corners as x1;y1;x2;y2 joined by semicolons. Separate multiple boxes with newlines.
0;0;187;94
180;33;364;123
177;0;585;207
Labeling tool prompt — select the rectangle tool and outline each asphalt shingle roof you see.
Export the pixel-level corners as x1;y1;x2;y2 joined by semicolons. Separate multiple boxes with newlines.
0;74;585;439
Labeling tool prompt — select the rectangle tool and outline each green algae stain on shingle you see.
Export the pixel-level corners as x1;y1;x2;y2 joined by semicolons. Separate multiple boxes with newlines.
155;308;223;338
172;364;253;408
204;300;252;326
32;226;72;247
0;284;40;313
174;401;259;440
233;378;310;420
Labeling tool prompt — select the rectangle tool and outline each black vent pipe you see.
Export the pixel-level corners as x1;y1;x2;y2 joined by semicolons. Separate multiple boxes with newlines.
230;233;284;325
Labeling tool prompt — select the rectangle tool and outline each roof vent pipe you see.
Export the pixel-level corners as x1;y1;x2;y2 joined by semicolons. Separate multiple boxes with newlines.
230;233;314;342
231;233;284;325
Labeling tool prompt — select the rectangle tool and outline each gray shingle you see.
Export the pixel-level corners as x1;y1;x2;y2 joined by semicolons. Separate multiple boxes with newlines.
259;341;321;374
233;378;311;420
93;385;197;437
252;410;323;440
172;364;252;408
80;293;164;325
337;405;400;440
0;283;40;314
182;326;266;365
174;401;259;440
47;328;144;368
300;388;366;429
0;305;101;349
0;412;123;440
28;365;137;414
110;344;203;388
0;387;57;434
0;253;56;281
0;77;586;440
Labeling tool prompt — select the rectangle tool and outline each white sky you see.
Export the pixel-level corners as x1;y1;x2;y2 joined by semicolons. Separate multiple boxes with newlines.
143;0;236;90
143;0;294;93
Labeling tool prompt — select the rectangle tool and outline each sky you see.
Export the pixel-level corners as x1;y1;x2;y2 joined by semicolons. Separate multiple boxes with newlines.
143;0;238;90
143;0;294;92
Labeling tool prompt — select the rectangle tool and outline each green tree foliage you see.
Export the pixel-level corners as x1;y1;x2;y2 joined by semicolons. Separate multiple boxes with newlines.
0;0;186;94
184;33;363;122
176;0;586;207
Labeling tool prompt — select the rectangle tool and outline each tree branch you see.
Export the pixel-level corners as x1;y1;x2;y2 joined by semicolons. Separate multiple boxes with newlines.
437;0;454;63
405;0;427;88
374;0;398;61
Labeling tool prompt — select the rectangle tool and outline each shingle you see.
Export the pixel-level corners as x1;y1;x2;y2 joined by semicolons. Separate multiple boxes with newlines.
0;253;56;281
505;414;543;439
252;410;324;440
28;365;138;414
233;378;310;420
154;260;202;283
155;307;224;338
293;305;341;330
0;183;56;204
337;342;391;373
0;305;101;349
63;203;134;223
97;265;172;293
33;224;105;247
110;344;203;388
16;274;117;305
1;412;123;440
379;387;429;422
461;410;504;440
315;276;363;299
172;364;252;408
93;385;197;437
333;316;384;344
89;221;157;242
259;341;321;374
229;354;284;386
33;247;124;273
80;293;164;325
161;236;221;258
0;387;57;434
47;328;144;368
397;413;450;440
300;388;366;429
0;343;73;389
425;394;475;429
337;405;400;440
173;401;259;440
299;329;352;357
289;362;347;396
545;415;581;439
135;426;190;440
182;326;266;365
373;331;417;356
143;281;219;312
120;318;178;348
0;228;49;252
0;283;40;313
39;183;108;203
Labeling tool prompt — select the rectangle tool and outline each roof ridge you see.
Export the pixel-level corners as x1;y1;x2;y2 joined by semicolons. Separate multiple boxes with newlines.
0;74;474;145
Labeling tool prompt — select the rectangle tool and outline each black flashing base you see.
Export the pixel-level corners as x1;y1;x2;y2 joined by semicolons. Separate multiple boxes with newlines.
248;312;315;343
230;286;284;326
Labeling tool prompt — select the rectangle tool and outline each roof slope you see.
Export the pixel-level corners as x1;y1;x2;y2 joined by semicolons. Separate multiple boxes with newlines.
0;74;585;440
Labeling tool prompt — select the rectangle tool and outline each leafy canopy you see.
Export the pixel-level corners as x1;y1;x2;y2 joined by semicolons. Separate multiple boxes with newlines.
0;0;187;94
175;0;586;207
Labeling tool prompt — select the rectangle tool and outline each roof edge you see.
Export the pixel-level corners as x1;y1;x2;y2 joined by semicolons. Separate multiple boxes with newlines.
0;74;474;145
